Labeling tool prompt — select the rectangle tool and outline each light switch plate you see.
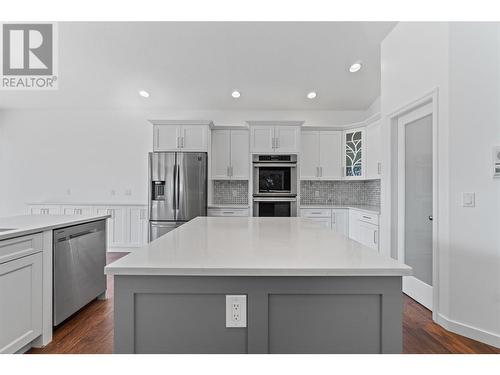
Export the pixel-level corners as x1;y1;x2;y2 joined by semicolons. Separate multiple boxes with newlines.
226;295;247;328
462;192;475;207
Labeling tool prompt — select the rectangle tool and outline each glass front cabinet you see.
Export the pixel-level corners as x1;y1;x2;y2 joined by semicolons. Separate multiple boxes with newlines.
343;128;365;178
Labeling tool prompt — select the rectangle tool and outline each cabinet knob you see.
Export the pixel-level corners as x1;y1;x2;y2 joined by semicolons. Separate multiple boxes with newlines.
428;215;433;221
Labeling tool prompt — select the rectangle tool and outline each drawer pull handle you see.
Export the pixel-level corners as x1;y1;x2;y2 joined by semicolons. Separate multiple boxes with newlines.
362;216;371;219
222;211;234;214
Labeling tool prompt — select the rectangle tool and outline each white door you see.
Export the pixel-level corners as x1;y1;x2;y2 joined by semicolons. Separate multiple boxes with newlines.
181;125;208;151
366;121;382;179
398;103;434;310
154;125;180;151
230;130;249;179
300;131;319;179
275;126;299;153
211;130;231;179
250;126;274;153
320;131;342;179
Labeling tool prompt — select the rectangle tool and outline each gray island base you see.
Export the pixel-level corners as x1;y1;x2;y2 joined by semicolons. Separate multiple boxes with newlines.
106;217;411;354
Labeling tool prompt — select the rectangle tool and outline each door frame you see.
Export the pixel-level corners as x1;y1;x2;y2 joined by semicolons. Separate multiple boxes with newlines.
389;89;439;317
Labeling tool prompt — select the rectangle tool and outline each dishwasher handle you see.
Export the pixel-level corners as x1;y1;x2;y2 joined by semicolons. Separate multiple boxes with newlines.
69;228;99;239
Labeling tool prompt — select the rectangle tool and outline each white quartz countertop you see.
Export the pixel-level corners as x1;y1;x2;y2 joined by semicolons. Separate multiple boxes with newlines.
105;217;411;277
0;214;111;241
300;205;380;214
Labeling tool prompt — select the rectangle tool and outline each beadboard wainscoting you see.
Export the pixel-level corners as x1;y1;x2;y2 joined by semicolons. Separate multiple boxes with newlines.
300;180;380;206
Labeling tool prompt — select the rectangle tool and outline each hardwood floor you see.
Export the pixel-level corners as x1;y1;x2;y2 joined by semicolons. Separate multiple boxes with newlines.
28;252;500;354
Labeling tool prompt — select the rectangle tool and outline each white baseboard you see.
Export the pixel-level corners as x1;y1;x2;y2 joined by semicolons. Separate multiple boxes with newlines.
436;313;500;349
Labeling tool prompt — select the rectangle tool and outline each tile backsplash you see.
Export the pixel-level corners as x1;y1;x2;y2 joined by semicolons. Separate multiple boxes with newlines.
300;180;380;206
212;180;249;205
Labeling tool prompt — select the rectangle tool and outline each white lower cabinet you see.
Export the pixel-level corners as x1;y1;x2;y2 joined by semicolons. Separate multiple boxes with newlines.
331;209;348;236
128;207;149;246
0;235;43;354
207;208;249;217
348;210;379;251
300;208;348;235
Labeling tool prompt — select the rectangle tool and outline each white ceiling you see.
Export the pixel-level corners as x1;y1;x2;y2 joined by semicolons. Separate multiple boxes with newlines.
0;22;396;110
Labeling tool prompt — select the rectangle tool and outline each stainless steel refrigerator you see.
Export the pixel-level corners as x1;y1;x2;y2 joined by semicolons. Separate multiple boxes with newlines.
148;152;207;241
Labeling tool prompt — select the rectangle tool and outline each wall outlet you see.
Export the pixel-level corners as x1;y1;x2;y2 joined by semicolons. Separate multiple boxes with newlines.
110;189;116;196
66;188;71;195
226;295;247;328
314;190;320;198
232;189;238;197
125;189;132;196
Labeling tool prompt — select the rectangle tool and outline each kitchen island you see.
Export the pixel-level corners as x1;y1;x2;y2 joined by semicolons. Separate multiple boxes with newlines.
106;217;411;354
0;214;110;353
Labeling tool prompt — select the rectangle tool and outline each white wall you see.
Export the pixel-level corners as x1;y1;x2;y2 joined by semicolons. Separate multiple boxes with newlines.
380;22;500;347
446;22;500;344
0;108;368;217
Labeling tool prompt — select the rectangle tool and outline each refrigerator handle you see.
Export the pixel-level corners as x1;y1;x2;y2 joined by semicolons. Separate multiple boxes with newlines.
176;164;181;216
173;162;177;211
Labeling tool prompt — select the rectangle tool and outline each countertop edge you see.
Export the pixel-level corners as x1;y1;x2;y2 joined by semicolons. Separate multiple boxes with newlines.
0;215;111;241
104;266;412;277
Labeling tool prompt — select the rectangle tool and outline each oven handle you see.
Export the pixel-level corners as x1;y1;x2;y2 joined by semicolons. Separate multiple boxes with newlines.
252;163;297;168
253;197;297;202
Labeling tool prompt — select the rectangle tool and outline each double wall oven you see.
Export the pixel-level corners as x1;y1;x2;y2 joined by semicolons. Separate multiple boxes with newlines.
252;154;297;217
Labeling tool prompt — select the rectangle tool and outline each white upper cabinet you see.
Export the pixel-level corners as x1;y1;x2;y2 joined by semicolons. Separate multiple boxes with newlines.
343;128;365;179
300;130;342;180
319;131;342;179
274;126;300;153
210;129;249;180
249;122;302;154
230;130;250;179
211;130;231;179
151;121;211;152
365;121;382;179
300;131;319;179
250;125;275;153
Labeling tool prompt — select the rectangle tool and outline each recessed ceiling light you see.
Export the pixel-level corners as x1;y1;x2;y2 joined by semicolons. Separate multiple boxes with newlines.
306;91;317;99
349;62;362;73
139;90;150;98
231;90;241;99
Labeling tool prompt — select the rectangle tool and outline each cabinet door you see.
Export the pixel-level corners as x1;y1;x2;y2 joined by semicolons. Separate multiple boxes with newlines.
250;126;274;153
331;209;348;236
128;206;148;247
211;130;231;179
359;222;379;251
366;121;382;179
230;130;249;179
344;129;365;179
154;125;180;151
181;125;208;151
300;131;319;179
320;131;342;179
348;211;362;242
275;126;299;153
0;252;42;354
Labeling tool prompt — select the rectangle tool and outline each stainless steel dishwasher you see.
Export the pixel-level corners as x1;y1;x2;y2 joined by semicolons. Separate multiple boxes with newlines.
53;220;106;326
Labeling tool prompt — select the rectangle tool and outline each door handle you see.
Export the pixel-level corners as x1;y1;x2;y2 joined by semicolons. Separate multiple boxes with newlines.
428;215;433;221
176;136;180;148
374;230;378;244
181;137;185;148
320;166;323;177
276;137;279;149
377;162;382;175
272;137;276;149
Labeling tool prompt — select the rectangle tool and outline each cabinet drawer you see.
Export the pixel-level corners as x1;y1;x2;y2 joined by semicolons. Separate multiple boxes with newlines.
300;208;332;218
208;208;249;217
0;233;43;264
349;209;379;225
